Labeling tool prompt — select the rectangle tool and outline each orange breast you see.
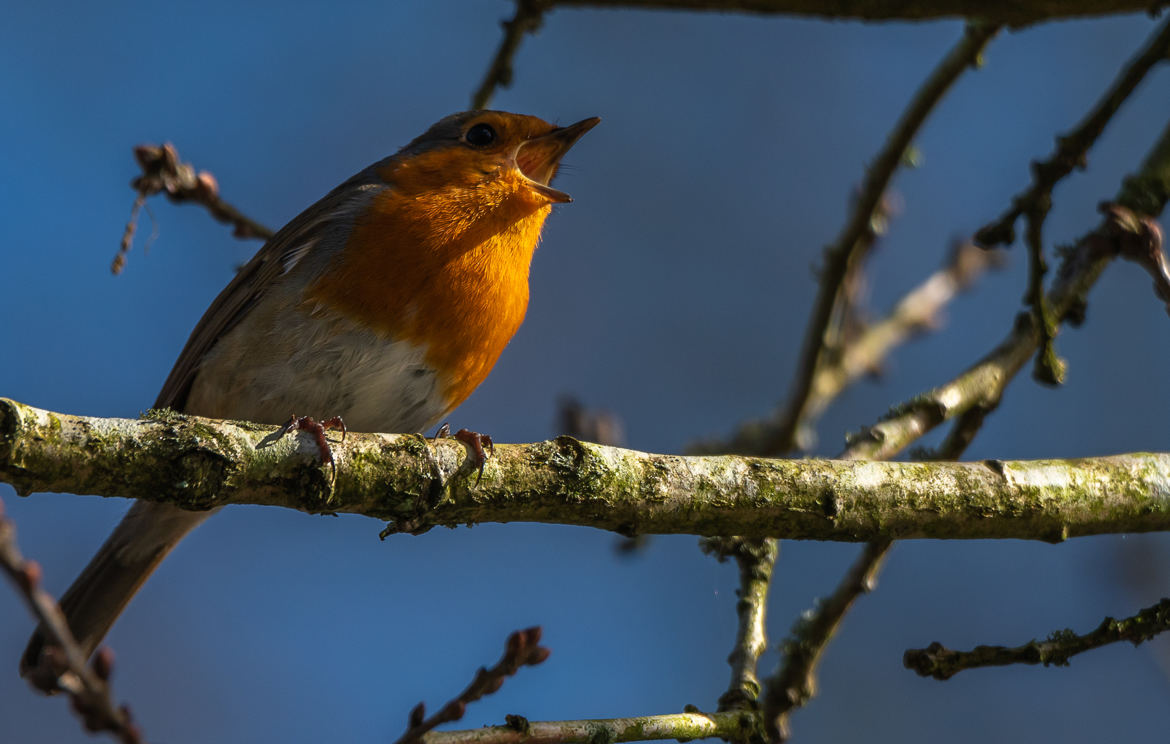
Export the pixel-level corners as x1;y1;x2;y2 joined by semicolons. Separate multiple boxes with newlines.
306;150;552;411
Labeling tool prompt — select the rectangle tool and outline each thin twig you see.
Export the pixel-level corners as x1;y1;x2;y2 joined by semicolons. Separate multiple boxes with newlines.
116;143;274;273
762;539;892;743
1099;202;1169;314
845;119;1170;461
0;498;144;744
696;240;1005;456
805;240;1004;438
394;627;550;744
471;0;549;110
703;538;778;717
904;598;1170;680
547;0;1154;26
974;15;1170;383
421;709;762;744
749;21;1000;457
975;15;1170;250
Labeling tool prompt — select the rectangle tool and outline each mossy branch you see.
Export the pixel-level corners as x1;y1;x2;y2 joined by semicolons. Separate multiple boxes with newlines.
421;709;760;744
4;398;1170;542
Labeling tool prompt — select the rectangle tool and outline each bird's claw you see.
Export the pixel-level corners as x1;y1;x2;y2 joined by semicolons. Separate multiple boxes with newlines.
282;415;347;477
433;422;494;484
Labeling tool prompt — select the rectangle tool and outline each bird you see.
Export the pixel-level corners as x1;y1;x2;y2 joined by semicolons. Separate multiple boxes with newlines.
21;110;599;684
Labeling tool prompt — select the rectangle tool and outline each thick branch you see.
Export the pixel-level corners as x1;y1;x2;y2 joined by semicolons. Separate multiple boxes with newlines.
547;0;1161;25
5;399;1170;542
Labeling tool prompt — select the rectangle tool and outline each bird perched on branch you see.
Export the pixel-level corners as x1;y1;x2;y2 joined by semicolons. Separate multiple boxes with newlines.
21;110;599;684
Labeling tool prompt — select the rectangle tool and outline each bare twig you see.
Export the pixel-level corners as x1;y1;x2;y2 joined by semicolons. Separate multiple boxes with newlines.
740;22;1000;457
422;709;761;744
847;118;1170;462
974;15;1170;383
395;627;550;744
695;243;1004;459
1099;202;1169;314
115;143;274;273
703;538;778;716
0;498;144;743
806;240;1005;433
904;598;1170;680
975;16;1170;250
762;539;891;742
753;115;1170;744
471;0;549;110
546;0;1157;26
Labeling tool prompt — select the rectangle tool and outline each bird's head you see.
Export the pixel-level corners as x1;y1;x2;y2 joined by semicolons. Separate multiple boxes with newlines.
388;110;600;209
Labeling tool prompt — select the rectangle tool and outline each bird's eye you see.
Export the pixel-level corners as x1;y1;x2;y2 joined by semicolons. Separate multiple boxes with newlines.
465;123;497;147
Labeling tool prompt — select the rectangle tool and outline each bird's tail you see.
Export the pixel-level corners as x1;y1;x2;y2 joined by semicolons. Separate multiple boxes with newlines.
20;500;212;688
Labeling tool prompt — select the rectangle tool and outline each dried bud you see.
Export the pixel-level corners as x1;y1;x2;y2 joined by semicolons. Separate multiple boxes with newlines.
93;647;115;680
133;144;160;169
18;560;42;592
160;143;179;171
506;632;522;657
528;646;551;666
441;700;466;721
195;171;219;200
409;702;426;728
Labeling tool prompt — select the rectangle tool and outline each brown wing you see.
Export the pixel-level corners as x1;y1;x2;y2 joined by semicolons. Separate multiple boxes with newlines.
154;167;387;411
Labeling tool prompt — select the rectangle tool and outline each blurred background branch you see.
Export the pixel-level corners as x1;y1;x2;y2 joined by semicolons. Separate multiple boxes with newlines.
1;498;143;744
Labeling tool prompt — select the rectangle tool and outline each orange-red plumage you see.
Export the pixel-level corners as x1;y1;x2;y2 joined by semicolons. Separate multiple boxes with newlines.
308;153;552;409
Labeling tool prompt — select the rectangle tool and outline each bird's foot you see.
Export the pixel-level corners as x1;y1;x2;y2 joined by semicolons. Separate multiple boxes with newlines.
433;422;494;484
282;415;347;477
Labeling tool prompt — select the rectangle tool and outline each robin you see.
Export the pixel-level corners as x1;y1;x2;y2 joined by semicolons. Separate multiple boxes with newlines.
21;110;599;683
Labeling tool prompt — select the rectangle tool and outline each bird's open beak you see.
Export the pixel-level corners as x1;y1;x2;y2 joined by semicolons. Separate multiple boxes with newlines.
515;116;601;204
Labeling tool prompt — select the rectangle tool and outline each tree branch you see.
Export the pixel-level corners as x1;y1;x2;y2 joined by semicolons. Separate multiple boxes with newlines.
0;498;143;743
730;21;999;457
904;598;1170;680
6;399;1170;542
544;0;1163;26
114;143;274;274
763;539;891;742
422;709;760;744
396;628;550;744
974;14;1170;384
845;118;1170;461
706;538;779;715
472;0;549;109
761;370;995;742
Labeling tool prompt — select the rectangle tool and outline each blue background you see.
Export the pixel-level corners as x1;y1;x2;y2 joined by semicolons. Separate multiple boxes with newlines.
3;2;1170;742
